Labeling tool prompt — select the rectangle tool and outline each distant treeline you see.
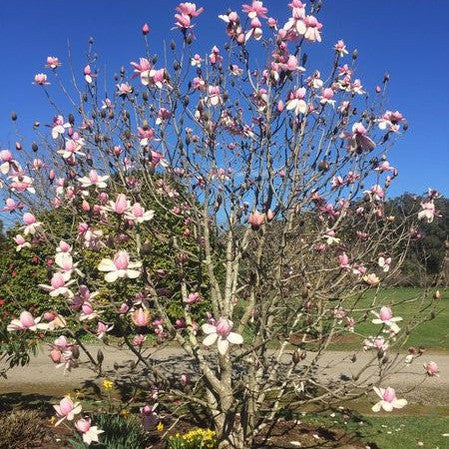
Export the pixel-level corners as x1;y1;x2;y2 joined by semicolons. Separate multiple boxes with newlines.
385;193;448;286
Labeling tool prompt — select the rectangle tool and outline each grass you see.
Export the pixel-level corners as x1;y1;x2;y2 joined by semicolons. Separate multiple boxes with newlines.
301;408;449;449
359;415;449;448
38;288;449;353
329;288;449;351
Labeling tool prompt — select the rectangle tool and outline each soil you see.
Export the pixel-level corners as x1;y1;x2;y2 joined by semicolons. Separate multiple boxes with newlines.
10;416;368;449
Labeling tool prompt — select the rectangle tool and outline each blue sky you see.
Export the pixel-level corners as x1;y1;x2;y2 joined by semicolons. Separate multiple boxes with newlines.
0;0;448;196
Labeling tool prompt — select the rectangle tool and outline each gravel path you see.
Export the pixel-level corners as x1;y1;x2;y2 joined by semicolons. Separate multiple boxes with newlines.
1;344;446;405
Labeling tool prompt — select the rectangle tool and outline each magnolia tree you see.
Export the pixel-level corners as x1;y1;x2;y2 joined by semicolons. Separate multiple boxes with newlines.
0;1;445;448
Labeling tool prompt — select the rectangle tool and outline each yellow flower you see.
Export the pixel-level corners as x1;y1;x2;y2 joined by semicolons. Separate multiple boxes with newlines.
157;422;164;432
74;390;82;399
49;416;56;425
120;409;130;418
102;379;114;390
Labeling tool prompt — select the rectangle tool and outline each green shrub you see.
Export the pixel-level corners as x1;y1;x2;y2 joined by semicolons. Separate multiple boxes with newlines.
0;318;39;378
68;413;149;449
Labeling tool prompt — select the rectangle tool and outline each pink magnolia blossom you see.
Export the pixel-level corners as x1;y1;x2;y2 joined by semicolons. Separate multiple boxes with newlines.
0;150;14;174
142;23;150;35
174;13;193;29
98;250;142;282
372;306;402;334
365;184;384;201
202;317;243;355
32;158;45;171
46;56;61;69
134;334;146;346
106;194;130;214
78;301;99;321
97;322;114;339
207;85;222;106
181;373;190;385
33;73;49;85
148;68;169;89
342;122;376;153
418;201;435;223
137;126;155;146
363;273;380;287
84;65;96;83
22;212;42;235
351;78;365;94
140;404;158;431
174;3;204;30
286;88;307;115
132;308;151;327
377;110;405;132
320;87;335;106
191;54;203;67
375;160;396;173
54;252;81;279
39;272;74;297
424;361;439;377
117;82;133;96
75;418;104;446
245;17;263;42
2;198;18;212
10;175;35;194
46;313;67;331
331;176;344;189
363;336;389;352
303;15;323;42
192;76;206;91
13;234;31;252
345;316;356;332
334;40;348;57
184;292;201;305
378;256;392;272
53;396;82;425
249;210;265;229
58;138;85;160
56;240;71;254
125;203;155;224
242;1;268;19
338;253;350;269
372;387;407;412
156;107;171;125
283;1;306;36
176;2;204;17
51;115;70;139
50;336;78;371
131;57;151;85
267;17;278;28
7;311;49;332
323;229;340;245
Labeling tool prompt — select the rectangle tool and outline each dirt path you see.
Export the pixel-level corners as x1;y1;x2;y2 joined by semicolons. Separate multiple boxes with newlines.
1;344;447;406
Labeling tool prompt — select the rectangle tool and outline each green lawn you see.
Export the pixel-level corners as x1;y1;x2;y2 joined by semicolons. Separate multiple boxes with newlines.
62;288;449;352
302;409;449;449
360;415;449;449
330;288;449;352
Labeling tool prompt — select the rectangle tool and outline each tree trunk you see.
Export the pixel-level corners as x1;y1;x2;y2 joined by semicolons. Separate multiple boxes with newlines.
217;423;247;449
